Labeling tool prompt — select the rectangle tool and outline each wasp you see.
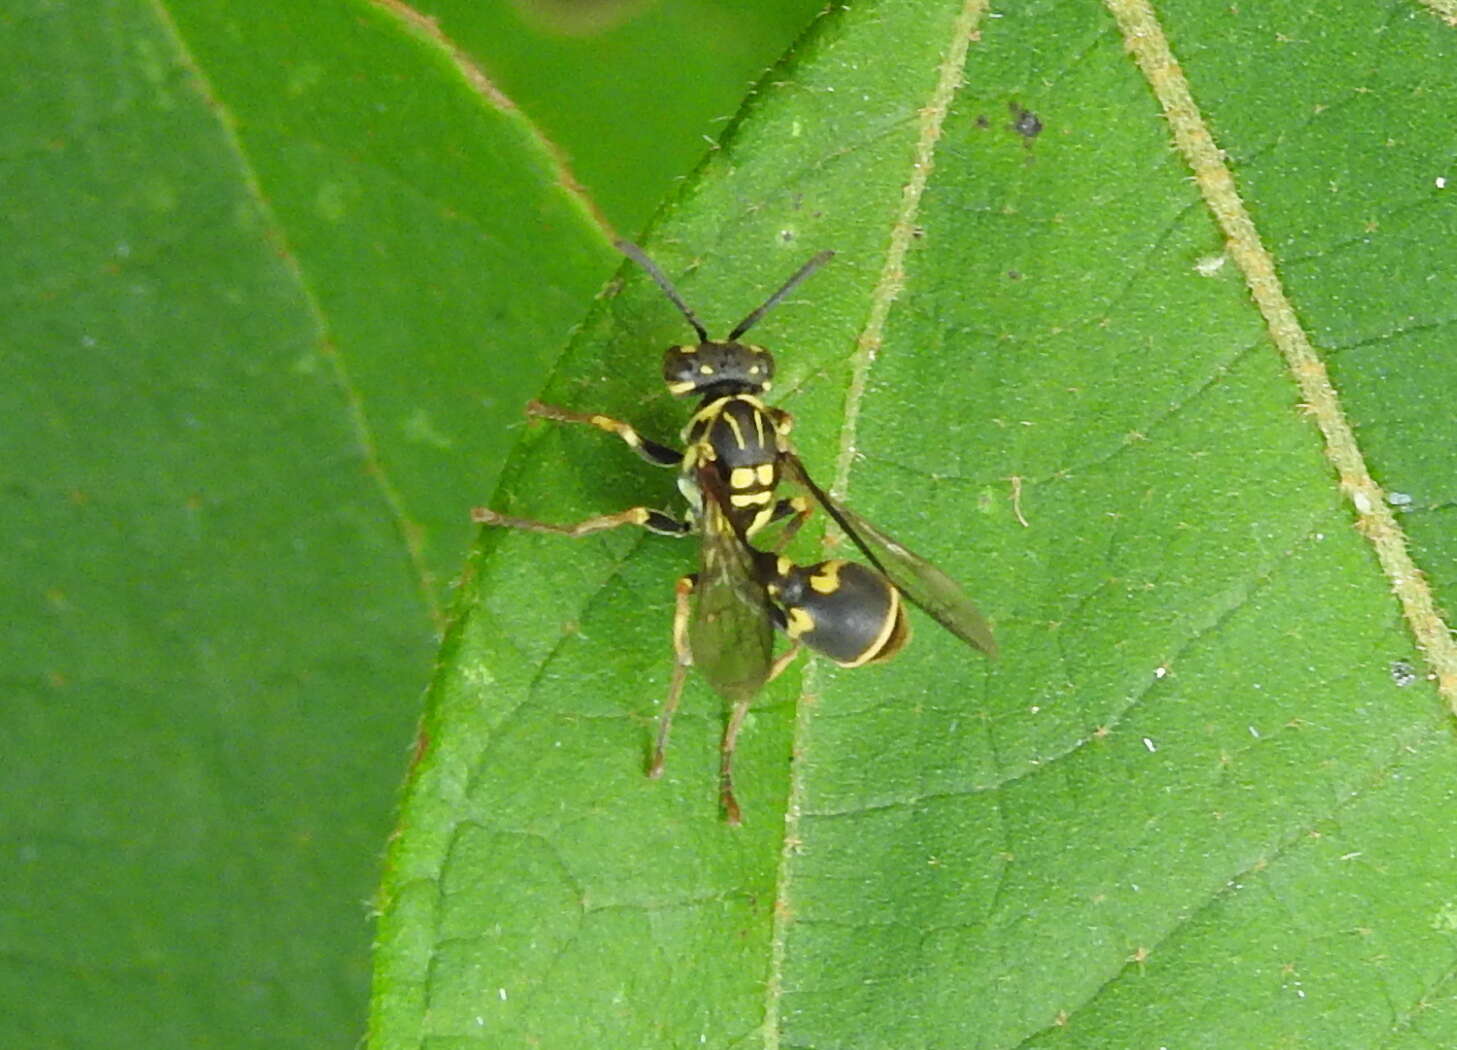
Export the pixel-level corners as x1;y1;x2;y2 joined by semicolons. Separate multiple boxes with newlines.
473;241;996;823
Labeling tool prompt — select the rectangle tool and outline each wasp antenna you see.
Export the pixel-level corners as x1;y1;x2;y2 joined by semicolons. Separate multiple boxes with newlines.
727;249;835;341
617;240;710;343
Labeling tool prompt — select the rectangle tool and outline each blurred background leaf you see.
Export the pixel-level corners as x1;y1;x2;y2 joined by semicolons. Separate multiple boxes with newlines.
0;1;820;1047
420;0;832;233
371;0;1457;1048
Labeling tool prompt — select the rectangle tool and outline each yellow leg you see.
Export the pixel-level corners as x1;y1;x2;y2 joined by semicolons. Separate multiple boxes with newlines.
648;576;695;779
767;643;802;681
472;505;689;537
719;695;753;826
526;400;680;467
770;497;813;552
717;645;799;825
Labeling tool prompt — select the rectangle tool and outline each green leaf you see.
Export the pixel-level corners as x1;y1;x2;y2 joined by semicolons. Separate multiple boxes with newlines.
417;0;831;232
374;0;1457;1048
161;0;623;608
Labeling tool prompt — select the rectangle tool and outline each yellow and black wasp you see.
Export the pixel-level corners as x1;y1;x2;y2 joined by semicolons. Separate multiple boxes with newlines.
473;241;996;823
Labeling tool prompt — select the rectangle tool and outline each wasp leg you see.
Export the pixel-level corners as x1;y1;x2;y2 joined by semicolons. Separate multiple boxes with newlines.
722;640;801;821
721;647;798;824
719;697;749;826
719;693;764;826
718;641;800;827
648;576;695;779
767;496;813;552
471;505;691;537
526;400;681;467
767;642;802;681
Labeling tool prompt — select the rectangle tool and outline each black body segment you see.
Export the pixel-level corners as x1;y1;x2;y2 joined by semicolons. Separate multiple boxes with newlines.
682;394;787;539
763;557;909;668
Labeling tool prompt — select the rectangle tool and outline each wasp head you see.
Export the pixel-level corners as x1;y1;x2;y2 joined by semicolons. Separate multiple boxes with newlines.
662;342;774;398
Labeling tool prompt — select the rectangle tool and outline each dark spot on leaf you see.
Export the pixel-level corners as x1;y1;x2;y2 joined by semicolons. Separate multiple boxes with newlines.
1009;103;1043;140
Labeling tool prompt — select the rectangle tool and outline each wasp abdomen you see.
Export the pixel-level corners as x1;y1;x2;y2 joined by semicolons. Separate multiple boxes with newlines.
767;558;909;668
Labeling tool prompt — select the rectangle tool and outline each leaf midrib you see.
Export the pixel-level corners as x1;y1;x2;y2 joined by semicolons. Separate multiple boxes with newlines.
762;1;992;1043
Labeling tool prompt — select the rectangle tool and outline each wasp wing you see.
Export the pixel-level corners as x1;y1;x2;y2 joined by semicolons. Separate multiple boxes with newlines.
781;454;998;658
689;471;776;700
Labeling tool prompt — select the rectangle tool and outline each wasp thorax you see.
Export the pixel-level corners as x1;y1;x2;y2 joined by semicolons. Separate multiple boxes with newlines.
662;342;775;397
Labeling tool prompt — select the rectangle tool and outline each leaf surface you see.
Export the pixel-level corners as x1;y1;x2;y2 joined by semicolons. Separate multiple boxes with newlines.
417;0;829;232
373;0;1457;1048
